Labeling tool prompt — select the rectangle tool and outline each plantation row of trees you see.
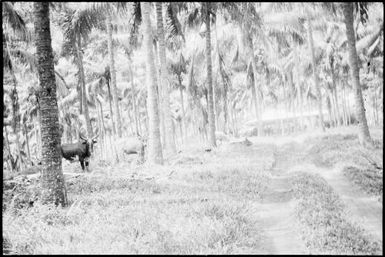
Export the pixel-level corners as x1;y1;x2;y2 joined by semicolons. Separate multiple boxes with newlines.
3;2;383;205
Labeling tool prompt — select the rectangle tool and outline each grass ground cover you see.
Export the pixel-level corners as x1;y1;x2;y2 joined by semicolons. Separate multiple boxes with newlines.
3;143;274;254
292;172;382;255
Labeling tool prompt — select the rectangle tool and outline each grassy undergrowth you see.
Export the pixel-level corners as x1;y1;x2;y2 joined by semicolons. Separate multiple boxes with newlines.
3;143;274;254
292;172;382;255
304;131;383;201
342;166;383;201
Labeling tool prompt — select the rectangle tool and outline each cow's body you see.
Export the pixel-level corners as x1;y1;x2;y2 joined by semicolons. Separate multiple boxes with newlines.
61;134;98;171
121;136;147;163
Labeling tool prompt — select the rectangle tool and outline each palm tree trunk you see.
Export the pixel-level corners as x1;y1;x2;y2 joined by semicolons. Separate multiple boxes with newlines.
153;41;166;147
332;87;341;126
107;15;122;138
10;79;24;172
246;33;263;136
34;2;67;207
106;79;116;135
215;22;229;134
76;35;92;138
4;127;15;173
341;83;348;126
294;47;305;131
156;2;176;154
330;67;341;126
178;77;187;140
205;2;217;147
129;65;139;135
23;123;32;165
142;2;164;164
343;3;373;147
307;20;325;132
249;69;259;119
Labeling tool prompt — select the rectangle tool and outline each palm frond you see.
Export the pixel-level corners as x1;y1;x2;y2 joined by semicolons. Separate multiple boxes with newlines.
165;2;185;42
2;2;31;42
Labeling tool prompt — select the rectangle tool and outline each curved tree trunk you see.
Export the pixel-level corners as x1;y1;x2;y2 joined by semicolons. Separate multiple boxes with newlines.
34;2;67;207
107;15;122;138
156;2;176;154
343;3;373;147
142;2;163;164
205;2;217;147
307;20;325;132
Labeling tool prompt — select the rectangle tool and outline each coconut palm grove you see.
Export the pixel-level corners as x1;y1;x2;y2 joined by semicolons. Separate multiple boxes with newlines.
2;2;383;255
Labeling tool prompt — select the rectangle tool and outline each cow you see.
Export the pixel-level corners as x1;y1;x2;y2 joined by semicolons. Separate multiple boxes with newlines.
121;134;147;164
61;133;99;172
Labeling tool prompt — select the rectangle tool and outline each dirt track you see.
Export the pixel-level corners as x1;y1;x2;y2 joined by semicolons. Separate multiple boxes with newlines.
252;138;382;254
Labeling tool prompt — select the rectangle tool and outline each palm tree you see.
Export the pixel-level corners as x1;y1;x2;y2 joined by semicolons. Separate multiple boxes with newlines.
2;2;29;172
156;2;176;153
305;16;326;131
342;3;373;147
34;2;67;206
106;14;123;138
204;2;217;147
142;2;163;164
58;5;106;138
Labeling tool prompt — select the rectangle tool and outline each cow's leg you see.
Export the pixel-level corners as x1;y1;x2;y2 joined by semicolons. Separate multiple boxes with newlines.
80;160;85;172
85;160;90;172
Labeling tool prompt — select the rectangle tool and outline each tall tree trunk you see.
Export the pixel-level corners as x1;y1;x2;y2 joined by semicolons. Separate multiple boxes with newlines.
331;67;341;126
107;15;122;138
156;2;176;154
307;20;325;132
215;22;229;134
142;2;164;164
178;77;187;140
294;47;304;130
341;83;348;126
249;68;259;119
76;35;92;138
343;3;373;147
106;79;116;136
34;2;67;206
129;65;139;135
245;28;263;136
23;123;31;165
153;41;166;147
205;2;217;147
4;127;15;173
332;87;341;126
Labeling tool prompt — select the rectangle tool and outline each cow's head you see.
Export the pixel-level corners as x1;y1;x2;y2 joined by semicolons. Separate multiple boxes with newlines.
79;132;99;156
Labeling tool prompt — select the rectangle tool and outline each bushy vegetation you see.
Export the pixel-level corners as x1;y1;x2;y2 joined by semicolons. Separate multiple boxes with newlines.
292;172;381;255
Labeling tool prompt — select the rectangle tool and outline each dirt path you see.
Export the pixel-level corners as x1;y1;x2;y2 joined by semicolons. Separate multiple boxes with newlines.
253;139;382;253
284;142;383;245
291;162;383;243
254;144;309;254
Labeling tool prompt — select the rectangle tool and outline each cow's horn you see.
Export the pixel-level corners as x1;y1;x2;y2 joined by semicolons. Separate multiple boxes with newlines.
92;132;99;140
79;133;87;141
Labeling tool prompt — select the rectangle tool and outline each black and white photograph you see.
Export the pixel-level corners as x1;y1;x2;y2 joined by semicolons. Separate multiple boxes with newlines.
2;2;383;255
